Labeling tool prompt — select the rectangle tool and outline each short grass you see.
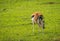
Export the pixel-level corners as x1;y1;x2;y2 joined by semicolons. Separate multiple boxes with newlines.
0;0;60;41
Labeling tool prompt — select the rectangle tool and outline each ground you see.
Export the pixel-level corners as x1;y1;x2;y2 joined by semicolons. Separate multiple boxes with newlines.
0;0;60;41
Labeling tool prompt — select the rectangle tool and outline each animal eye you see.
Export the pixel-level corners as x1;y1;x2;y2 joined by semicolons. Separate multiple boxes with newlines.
32;15;34;18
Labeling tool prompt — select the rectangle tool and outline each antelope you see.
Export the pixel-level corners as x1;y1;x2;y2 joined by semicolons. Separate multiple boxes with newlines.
31;12;45;33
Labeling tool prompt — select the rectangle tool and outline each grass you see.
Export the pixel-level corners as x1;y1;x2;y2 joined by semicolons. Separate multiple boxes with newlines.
0;0;60;41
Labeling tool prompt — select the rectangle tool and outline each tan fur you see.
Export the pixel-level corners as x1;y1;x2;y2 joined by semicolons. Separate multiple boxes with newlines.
32;12;42;23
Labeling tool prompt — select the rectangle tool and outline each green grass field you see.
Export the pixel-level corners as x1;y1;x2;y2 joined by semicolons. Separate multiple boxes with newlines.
0;0;60;41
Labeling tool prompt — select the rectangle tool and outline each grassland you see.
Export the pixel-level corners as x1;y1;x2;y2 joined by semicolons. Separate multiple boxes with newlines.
0;0;60;41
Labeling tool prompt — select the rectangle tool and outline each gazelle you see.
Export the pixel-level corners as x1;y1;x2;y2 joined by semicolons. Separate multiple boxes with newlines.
31;12;45;33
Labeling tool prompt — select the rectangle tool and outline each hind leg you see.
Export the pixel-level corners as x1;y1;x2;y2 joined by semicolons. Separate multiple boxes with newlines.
40;20;45;33
37;19;41;32
41;20;45;29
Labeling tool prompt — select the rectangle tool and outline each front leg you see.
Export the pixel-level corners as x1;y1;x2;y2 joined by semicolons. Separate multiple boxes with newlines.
32;17;35;33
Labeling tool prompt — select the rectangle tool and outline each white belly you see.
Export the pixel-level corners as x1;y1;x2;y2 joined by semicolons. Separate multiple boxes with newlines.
32;17;34;21
32;17;36;23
